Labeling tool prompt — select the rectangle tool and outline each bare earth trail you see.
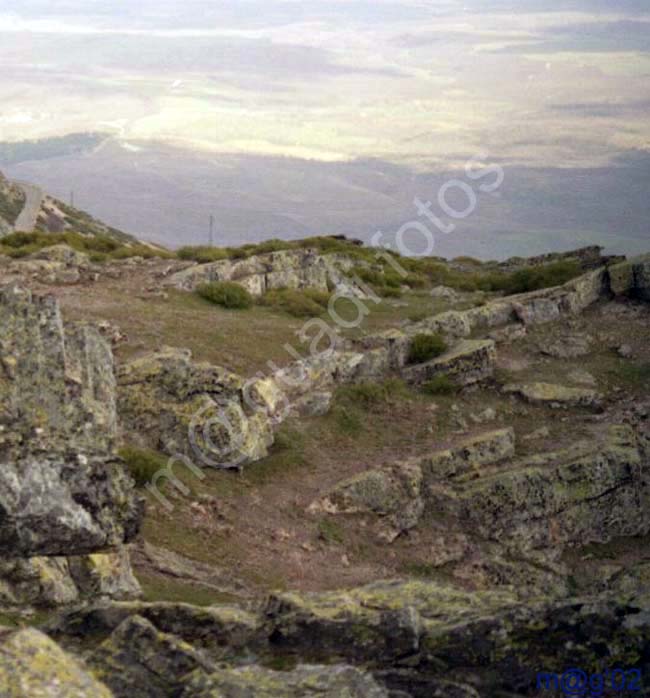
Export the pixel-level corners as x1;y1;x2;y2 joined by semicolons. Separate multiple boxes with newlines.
12;181;43;232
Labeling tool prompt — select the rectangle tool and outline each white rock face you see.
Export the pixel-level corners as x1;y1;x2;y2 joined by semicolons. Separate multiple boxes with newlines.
165;248;365;297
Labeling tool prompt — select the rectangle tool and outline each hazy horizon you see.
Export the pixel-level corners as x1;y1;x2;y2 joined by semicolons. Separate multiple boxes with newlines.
1;0;649;256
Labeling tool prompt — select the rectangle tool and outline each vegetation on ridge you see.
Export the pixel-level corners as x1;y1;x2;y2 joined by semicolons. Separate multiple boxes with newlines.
0;230;170;260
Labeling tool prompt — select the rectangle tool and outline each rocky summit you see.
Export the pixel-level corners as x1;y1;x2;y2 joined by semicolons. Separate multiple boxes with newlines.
0;186;649;697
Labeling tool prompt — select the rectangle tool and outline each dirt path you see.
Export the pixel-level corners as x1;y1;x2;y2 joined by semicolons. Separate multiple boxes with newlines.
12;181;43;232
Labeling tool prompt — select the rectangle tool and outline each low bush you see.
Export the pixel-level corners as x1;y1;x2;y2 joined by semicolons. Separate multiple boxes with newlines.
118;446;167;488
332;405;363;436
259;288;329;317
336;379;408;409
318;519;344;544
407;333;448;364
421;375;458;395
196;281;253;309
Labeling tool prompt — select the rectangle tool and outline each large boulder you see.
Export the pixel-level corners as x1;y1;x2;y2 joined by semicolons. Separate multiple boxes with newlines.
310;461;424;542
0;627;113;697
0;548;140;607
0;285;142;557
117;347;274;468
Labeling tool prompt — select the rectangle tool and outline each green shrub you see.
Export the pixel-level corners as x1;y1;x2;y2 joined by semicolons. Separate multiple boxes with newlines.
318;519;344;544
407;333;447;364
494;260;582;295
118;446;167;488
196;281;253;309
259;288;329;317
421;375;458;395
333;405;363;436
0;229;172;261
5;243;41;258
607;362;650;386
453;256;483;267
177;246;229;263
407;310;431;323
227;247;248;260
337;379;408;409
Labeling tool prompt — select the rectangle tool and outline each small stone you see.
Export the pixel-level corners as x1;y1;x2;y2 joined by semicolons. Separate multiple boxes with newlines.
617;344;633;358
523;426;550;441
470;407;497;424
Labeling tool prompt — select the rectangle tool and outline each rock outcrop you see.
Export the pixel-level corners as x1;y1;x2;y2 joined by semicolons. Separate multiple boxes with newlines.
0;627;113;697
0;285;142;607
503;381;603;409
117;347;274;468
402;339;496;386
609;253;650;302
312;429;515;541
0;172;26;233
33;572;650;697
166;248;362;297
0;549;140;607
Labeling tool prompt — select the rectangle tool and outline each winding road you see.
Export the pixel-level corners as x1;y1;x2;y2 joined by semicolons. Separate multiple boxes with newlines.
12;181;43;232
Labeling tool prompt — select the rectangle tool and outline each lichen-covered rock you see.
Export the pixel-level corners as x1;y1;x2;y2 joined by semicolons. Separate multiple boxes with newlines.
421;428;515;482
609;253;650;301
430;425;649;552
310;461;424;542
0;285;142;557
402;339;496;386
0;450;142;557
409;310;472;340
0;627;113;698
0;285;117;450
46;601;264;661
311;429;516;541
0;557;78;606
264;579;515;664
67;548;141;601
117;347;274;467
166;248;360;298
0;548;141;608
30;244;90;266
182;663;389;698
503;381;603;409
90;615;214;698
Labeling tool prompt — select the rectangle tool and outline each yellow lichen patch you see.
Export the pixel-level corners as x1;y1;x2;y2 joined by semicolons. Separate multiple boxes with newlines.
0;628;113;697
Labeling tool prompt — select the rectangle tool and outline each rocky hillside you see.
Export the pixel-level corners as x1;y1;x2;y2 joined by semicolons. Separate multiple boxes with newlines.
0;171;25;234
0;229;649;696
0;168;141;244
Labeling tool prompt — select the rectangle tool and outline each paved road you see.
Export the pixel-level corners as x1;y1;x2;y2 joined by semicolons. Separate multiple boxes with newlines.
12;181;43;232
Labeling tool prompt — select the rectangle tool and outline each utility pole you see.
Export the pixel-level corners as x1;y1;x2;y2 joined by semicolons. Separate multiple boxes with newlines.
70;190;74;208
209;214;214;247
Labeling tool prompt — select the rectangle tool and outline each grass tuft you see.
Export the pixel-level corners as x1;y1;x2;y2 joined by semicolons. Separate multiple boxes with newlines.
119;446;168;488
407;333;448;364
421;375;458;395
